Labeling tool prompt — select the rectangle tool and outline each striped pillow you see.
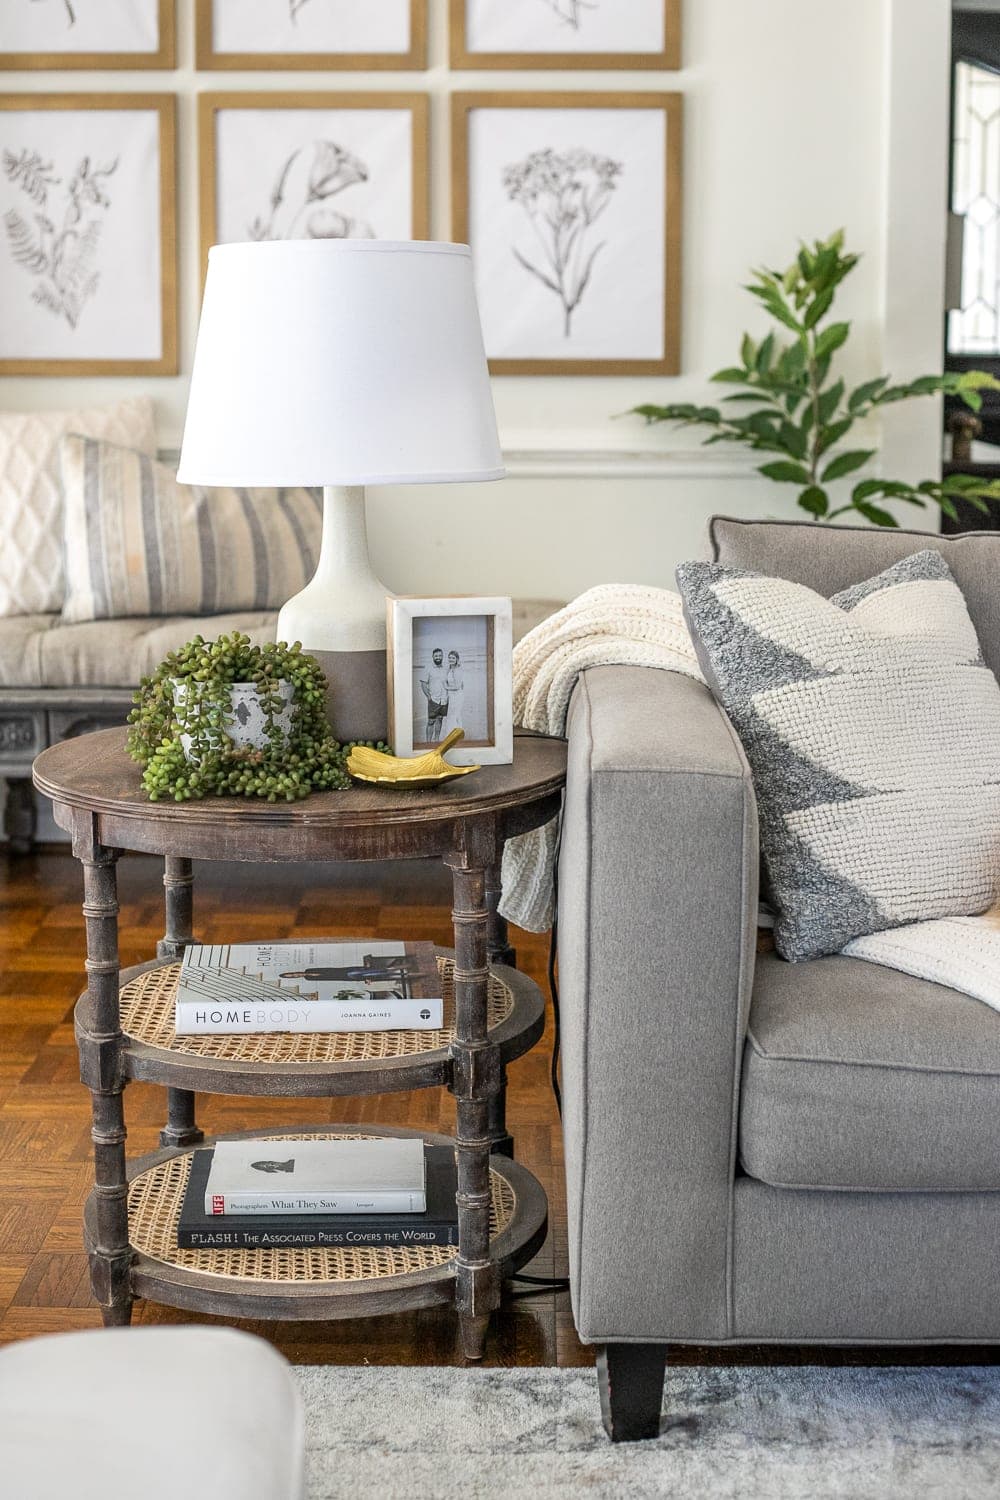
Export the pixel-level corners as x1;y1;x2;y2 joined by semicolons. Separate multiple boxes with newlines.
60;436;321;623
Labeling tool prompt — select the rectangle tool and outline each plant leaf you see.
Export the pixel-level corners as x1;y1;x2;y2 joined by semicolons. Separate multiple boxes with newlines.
804;287;835;328
814;321;850;360
798;485;829;518
757;459;813;485
817;379;845;424
854;499;899;527
821;448;876;482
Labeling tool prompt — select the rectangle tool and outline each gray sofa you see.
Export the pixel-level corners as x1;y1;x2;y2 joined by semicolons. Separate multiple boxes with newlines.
0;599;560;849
559;517;1000;1441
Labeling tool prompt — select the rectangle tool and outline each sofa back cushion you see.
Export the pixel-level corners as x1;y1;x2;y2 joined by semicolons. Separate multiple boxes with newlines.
0;398;156;618
60;436;322;623
709;516;1000;683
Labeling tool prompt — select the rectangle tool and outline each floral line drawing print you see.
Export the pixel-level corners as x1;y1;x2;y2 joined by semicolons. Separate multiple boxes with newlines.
503;147;622;336
538;0;598;29
289;0;312;22
249;141;374;241
29;0;77;27
3;147;117;328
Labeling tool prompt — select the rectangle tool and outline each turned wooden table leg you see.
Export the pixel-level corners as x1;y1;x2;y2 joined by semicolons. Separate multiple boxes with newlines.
447;829;502;1361
75;825;132;1327
485;858;515;1158
156;857;203;1149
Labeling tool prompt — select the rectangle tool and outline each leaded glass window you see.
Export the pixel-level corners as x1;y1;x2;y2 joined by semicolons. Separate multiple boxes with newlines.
950;59;1000;357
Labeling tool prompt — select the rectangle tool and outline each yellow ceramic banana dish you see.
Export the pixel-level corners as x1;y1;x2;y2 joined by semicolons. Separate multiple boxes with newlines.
347;727;481;789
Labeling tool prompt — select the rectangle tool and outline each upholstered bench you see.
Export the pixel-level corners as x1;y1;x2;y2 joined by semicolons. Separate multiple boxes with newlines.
0;599;561;849
0;1326;305;1499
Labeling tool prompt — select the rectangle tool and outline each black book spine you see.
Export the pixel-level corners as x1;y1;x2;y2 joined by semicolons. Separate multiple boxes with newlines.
178;1221;459;1250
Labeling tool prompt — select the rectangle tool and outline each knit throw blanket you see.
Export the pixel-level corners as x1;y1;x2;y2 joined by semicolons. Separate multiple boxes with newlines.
498;583;1000;1018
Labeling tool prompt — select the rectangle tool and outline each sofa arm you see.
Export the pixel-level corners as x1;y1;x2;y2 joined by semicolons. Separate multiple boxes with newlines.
558;665;758;1343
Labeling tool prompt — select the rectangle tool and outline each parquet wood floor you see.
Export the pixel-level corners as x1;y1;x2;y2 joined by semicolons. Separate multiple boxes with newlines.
2;848;997;1373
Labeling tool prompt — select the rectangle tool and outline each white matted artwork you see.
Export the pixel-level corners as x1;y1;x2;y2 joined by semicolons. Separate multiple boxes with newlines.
198;0;426;69
452;0;679;68
200;94;428;272
388;597;513;766
452;93;682;375
0;95;176;373
0;0;173;69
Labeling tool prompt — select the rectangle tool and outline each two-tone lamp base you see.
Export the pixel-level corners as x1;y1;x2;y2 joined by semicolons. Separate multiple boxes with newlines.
275;485;389;746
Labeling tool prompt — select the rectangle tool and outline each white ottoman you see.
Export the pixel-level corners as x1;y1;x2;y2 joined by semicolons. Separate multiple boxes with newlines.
0;1327;305;1500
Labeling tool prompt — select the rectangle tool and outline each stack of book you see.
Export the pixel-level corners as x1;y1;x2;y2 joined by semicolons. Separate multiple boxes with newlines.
174;939;444;1036
178;1136;459;1250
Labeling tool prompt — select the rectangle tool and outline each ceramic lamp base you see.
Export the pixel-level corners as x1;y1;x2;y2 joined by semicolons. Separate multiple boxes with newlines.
275;484;389;746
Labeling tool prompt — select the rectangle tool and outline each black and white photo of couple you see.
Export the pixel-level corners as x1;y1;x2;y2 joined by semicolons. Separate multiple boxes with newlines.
411;614;492;749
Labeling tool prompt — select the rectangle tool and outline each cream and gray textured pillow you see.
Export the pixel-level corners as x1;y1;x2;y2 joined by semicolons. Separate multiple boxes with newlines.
677;550;1000;962
0;397;156;617
60;435;322;623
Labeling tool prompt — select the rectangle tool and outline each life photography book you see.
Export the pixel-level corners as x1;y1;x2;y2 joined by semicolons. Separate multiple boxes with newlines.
203;1136;427;1216
178;1145;459;1250
174;938;443;1034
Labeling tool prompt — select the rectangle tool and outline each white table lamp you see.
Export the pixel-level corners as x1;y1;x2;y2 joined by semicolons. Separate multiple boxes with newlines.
177;239;503;744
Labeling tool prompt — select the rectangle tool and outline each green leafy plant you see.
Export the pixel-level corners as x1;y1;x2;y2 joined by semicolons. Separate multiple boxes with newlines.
631;230;1000;526
126;632;387;803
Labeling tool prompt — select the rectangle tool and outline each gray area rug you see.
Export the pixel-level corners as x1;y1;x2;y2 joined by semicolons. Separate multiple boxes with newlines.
296;1363;1000;1499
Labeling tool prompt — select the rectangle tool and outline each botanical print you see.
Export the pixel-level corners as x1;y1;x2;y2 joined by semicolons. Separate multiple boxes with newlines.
213;107;414;251
539;0;598;29
503;147;621;337
463;0;665;56
0;105;165;366
30;0;77;28
3;145;117;328
210;0;412;56
249;141;374;241
464;104;671;366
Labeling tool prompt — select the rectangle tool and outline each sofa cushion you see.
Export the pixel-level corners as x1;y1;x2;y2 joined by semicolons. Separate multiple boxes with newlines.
709;515;1000;684
0;600;561;690
677;549;1000;961
60;437;323;622
0;398;156;617
740;950;1000;1191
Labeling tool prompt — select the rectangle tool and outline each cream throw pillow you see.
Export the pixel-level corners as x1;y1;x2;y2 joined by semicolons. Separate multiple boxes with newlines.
0;397;156;616
60;435;322;622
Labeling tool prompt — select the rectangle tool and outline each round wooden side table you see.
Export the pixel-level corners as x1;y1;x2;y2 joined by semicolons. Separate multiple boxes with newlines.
32;727;566;1359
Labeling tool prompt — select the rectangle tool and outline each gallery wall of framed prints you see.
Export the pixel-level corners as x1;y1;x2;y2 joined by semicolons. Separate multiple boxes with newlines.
1;0;683;388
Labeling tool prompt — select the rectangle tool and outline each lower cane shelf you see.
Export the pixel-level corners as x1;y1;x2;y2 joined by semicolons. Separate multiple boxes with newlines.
87;1125;548;1322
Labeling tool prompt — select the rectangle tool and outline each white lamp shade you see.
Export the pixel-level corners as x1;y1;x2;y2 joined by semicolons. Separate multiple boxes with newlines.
177;240;504;488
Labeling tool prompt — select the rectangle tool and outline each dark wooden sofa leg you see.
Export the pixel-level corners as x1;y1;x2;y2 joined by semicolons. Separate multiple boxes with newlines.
4;778;37;854
597;1343;667;1442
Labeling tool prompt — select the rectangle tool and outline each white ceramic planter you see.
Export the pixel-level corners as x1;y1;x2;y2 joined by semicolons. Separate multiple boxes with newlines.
174;678;295;761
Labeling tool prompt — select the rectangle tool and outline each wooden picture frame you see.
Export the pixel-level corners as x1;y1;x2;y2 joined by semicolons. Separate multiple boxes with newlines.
449;0;679;70
198;92;430;280
196;0;427;71
0;93;177;375
0;0;175;71
452;91;682;376
387;596;514;766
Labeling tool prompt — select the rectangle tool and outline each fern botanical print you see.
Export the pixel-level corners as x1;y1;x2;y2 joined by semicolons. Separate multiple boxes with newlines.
503;147;621;336
3;145;117;329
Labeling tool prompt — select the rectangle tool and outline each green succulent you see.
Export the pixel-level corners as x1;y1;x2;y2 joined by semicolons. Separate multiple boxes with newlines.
126;631;388;803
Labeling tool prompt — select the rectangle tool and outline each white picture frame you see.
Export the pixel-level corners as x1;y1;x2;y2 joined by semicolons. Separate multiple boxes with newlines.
388;596;514;766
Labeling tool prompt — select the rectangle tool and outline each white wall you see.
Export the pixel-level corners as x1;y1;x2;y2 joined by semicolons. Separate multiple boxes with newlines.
0;0;951;602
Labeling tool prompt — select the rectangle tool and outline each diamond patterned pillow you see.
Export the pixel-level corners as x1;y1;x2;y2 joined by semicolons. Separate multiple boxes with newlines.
677;550;1000;962
0;398;156;616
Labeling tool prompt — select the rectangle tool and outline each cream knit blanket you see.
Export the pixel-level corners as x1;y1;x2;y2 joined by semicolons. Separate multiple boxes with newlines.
499;583;1000;1018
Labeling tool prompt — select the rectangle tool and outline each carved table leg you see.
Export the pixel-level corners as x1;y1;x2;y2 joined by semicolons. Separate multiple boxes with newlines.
485;859;515;1158
76;829;132;1328
156;857;203;1149
447;828;502;1361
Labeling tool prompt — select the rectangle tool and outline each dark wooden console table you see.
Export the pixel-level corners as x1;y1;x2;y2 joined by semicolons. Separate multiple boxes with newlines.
32;727;566;1359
